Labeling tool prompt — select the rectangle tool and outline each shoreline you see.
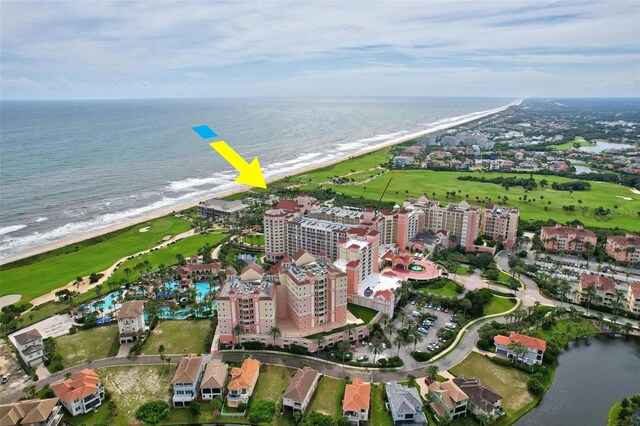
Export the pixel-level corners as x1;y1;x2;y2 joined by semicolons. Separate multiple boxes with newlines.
0;99;521;266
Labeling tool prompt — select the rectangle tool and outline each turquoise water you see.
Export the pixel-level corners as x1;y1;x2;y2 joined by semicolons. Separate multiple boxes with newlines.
86;291;122;312
149;281;219;319
164;281;219;302
409;265;426;271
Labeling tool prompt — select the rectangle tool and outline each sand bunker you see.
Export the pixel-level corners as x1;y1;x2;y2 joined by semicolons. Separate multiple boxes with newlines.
630;188;640;195
139;226;150;232
162;235;172;241
616;196;633;201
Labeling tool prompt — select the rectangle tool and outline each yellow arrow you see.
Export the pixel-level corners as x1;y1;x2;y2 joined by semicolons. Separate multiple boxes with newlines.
209;141;267;189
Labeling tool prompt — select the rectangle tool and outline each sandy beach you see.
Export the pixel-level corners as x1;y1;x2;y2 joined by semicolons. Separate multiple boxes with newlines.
0;99;520;266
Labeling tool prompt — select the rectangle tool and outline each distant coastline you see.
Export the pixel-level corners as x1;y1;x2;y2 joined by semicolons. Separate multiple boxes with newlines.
0;99;520;265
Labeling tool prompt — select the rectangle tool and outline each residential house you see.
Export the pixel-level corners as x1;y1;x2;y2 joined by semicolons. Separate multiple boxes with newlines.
117;300;146;344
579;274;618;307
342;378;370;424
12;329;44;367
428;380;468;422
386;381;426;425
172;355;204;407
453;377;503;419
494;332;547;365
0;398;63;426
283;368;321;413
540;225;597;254
626;282;640;314
227;358;260;407
200;360;228;400
52;369;105;416
606;234;640;264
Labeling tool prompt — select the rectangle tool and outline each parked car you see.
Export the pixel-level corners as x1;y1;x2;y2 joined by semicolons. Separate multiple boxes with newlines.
1;373;10;384
412;311;421;317
357;355;369;362
418;327;429;334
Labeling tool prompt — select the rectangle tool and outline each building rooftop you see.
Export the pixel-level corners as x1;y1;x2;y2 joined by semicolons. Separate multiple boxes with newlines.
541;224;596;238
0;398;60;425
608;233;640;247
117;300;145;320
219;275;275;299
200;360;228;390
579;274;617;293
428;380;468;410
283;368;320;403
290;217;356;232
52;369;101;403
386;381;425;418
453;377;502;413
172;355;203;384
342;378;370;412
494;332;547;351
14;329;42;346
310;205;364;220
227;358;260;391
201;198;249;213
283;258;346;285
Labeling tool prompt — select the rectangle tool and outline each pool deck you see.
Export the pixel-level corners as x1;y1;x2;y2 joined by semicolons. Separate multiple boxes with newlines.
386;259;441;281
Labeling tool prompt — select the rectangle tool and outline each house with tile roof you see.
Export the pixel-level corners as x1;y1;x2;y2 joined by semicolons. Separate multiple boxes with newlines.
342;378;371;424
494;332;547;365
385;381;426;425
117;300;147;344
172;355;203;407
283;368;320;413
226;358;260;407
0;398;63;426
428;380;468;422
200;360;228;400
51;369;105;416
12;329;45;367
453;377;503;419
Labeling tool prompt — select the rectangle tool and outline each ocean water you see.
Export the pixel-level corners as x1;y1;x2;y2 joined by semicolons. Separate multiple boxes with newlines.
0;97;514;259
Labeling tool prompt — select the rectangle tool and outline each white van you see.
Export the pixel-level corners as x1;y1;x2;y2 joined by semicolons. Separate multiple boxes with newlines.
412;311;421;318
444;322;457;329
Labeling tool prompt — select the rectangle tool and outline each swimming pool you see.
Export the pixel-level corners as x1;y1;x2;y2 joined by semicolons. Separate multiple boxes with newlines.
148;282;219;319
164;281;219;302
84;291;124;313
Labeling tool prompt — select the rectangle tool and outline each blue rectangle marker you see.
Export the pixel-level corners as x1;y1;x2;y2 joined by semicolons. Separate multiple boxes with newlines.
192;125;218;139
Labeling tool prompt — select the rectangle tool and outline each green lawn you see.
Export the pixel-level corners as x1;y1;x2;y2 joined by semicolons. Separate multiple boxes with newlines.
241;233;265;247
607;399;623;426
534;318;599;347
251;364;297;403
143;320;213;355
1;216;191;303
370;384;393;426
550;136;596;150
416;278;461;296
457;265;472;276
302;168;639;231
307;376;345;417
483;297;517;316
65;364;176;426
55;324;120;367
449;352;534;415
107;230;227;284
347;303;378;324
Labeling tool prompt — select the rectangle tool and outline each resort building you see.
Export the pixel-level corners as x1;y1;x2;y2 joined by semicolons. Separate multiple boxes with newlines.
540;225;597;254
404;197;480;251
117;300;146;344
286;217;359;260
0;398;63;426
579;274;618;307
283;367;321;413
428;380;468;421
198;198;249;221
227;358;260;407
342;378;370;424
386;381;426;425
174;262;222;286
494;332;546;365
480;204;519;248
171;355;203;407
453;377;503;419
627;283;640;314
52;369;105;416
606;234;640;264
12;329;44;367
200;360;228;400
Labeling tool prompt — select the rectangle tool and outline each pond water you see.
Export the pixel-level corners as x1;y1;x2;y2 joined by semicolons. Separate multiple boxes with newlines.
517;335;640;426
579;141;633;153
572;164;599;175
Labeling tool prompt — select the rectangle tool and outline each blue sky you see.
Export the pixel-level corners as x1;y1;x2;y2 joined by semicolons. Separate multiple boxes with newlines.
1;1;639;99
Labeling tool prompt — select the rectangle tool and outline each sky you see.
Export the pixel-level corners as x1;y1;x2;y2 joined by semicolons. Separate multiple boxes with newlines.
1;1;639;99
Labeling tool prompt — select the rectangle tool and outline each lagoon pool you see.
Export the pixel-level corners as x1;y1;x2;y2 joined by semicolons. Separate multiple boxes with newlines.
84;291;123;313
164;281;219;302
148;282;219;319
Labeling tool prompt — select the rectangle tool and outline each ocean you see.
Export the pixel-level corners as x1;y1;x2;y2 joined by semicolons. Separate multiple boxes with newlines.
0;97;514;260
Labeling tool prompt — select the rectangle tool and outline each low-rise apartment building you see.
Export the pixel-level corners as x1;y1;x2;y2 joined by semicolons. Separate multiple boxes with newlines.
606;234;640;264
579;274;618;307
52;369;105;416
386;381;426;425
540;225;597;254
200;360;228;400
428;380;468;421
171;355;203;407
12;329;44;367
283;367;320;413
227;358;260;407
117;300;146;344
626;282;640;314
494;332;546;365
0;398;63;426
342;378;370;424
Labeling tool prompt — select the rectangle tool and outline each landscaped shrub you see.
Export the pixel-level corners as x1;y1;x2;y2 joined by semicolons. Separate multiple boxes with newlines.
242;341;265;350
302;411;335;426
527;373;545;395
135;400;169;424
248;400;276;424
476;339;493;351
411;351;431;362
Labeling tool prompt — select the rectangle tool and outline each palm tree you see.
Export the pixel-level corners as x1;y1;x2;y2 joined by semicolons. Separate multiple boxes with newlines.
381;313;390;326
397;311;407;328
124;267;132;282
315;337;324;357
409;329;423;351
338;340;350;363
232;324;244;348
559;280;571;307
370;341;383;363
269;326;282;348
385;322;396;339
585;286;597;309
394;335;406;356
425;365;439;381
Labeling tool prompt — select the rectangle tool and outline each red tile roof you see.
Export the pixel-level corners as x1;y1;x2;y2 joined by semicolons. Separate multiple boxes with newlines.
343;378;370;411
580;274;617;293
52;369;101;402
494;332;546;351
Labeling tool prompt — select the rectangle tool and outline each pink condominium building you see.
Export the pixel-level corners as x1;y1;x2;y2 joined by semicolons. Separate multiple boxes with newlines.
480;204;519;249
540;225;597;254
